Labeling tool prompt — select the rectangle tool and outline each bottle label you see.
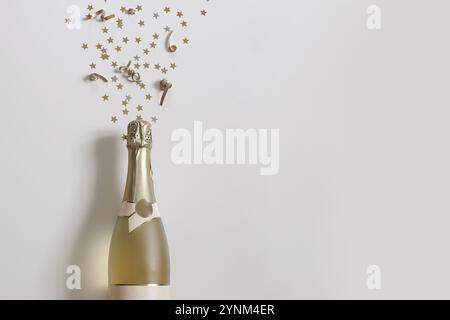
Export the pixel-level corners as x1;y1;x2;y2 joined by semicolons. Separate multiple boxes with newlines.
109;285;170;300
118;201;161;233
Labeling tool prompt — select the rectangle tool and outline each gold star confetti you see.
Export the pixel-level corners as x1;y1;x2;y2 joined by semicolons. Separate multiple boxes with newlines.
122;37;129;44
153;33;159;40
96;43;102;50
122;100;128;106
89;63;96;69
183;38;189;44
177;11;183;18
143;48;149;55
102;94;109;101
153;13;159;19
170;63;177;69
135;37;141;44
120;6;126;13
102;27;109;33
117;83;123;90
115;46;122;52
138;20;145;27
122;109;130;116
136;115;143;121
101;53;109;60
143;62;150;68
134;63;140;69
150;42;157;48
137;105;143;111
111;76;118;82
81;43;88;50
111;61;118;68
116;19;123;28
164;7;171;14
201;10;207;16
145;94;152;100
139;82;146;89
161;67;168;74
151;116;158;123
164;26;171;32
107;37;114;44
126;95;132;101
136;5;143;11
100;48;107;54
181;21;188;27
134;55;140;61
154;64;161;70
111;116;118;123
87;5;94;11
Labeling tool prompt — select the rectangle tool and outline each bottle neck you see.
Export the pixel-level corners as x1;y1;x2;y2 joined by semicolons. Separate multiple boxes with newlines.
123;147;156;204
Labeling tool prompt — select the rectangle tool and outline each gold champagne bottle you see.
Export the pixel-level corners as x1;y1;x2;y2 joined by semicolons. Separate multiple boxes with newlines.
108;120;170;299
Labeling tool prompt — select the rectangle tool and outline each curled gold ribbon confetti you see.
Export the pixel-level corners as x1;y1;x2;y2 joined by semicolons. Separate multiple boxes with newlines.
119;61;141;83
88;73;108;82
159;79;173;106
85;9;115;21
167;31;177;52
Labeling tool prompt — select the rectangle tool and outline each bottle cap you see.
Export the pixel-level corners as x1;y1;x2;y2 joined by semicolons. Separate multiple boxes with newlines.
126;120;152;149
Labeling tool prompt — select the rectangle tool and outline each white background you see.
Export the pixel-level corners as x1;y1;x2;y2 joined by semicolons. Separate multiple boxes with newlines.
1;0;449;299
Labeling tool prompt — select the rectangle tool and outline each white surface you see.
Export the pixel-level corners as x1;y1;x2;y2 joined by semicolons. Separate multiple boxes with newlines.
1;0;450;299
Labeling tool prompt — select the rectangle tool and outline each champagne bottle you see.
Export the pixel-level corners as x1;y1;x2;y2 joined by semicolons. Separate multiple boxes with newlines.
108;120;170;300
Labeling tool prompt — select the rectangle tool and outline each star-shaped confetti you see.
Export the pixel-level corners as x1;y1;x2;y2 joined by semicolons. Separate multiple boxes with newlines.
143;62;150;68
136;105;143;111
150;42;157;48
151;116;158;123
170;63;177;69
117;83;123;90
201;10;207;16
111;61;118;68
136;5;143;11
183;38;190;44
143;48;149;55
181;21;188;27
107;37;114;44
136;115;143;121
111;116;118;123
154;64;161;70
102;94;109;101
153;13;159;19
111;76;118;82
115;46;122;52
122;109;130;115
102;27;109;34
153;33;159;40
145;94;152;100
164;26;171;32
135;37;141;44
164;7;171;14
81;43;88;50
177;11;183;18
89;63;96;69
138;20;145;27
96;43;102;50
161;67;168;74
87;5;94;11
122;37;129;44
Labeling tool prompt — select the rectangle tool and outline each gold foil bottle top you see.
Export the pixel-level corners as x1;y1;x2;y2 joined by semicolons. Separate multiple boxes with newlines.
127;120;152;149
